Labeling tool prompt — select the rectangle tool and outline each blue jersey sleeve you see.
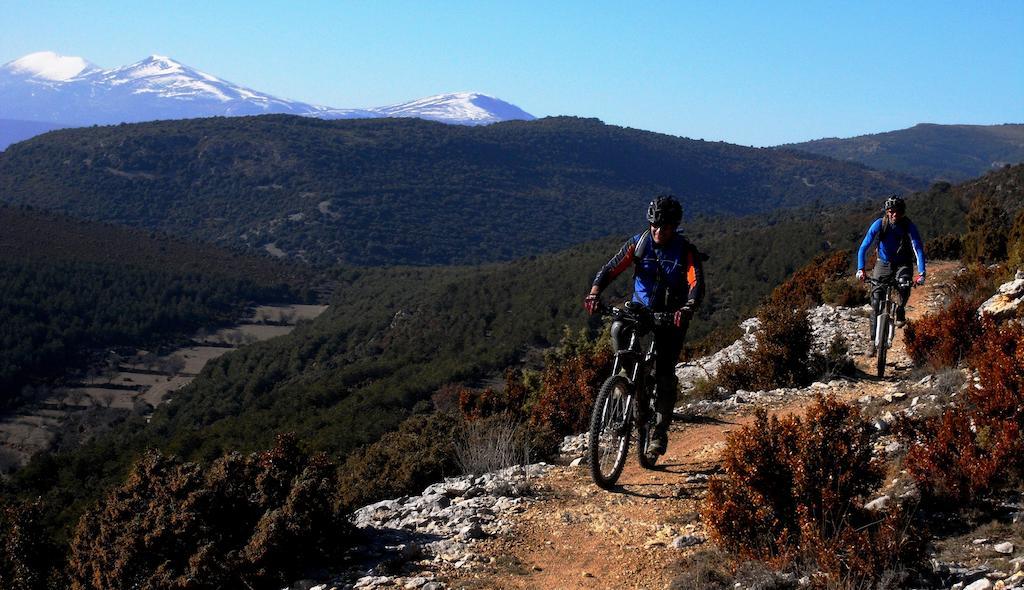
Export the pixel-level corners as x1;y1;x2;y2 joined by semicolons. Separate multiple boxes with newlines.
857;219;882;270
909;222;926;274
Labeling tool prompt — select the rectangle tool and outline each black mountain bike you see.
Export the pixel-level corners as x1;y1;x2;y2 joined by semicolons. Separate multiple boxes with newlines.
587;302;681;489
868;275;913;378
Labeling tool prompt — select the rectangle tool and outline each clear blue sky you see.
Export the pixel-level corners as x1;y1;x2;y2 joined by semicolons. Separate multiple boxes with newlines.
2;0;1021;146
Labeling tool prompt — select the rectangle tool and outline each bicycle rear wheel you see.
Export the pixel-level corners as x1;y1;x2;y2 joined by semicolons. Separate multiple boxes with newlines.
637;424;659;469
636;394;659;469
588;375;633;488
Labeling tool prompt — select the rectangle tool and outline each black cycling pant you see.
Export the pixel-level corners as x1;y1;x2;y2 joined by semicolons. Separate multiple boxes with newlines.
610;320;686;433
870;259;913;339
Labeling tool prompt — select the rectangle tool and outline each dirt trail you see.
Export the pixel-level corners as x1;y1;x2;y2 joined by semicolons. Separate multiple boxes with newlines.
444;262;957;590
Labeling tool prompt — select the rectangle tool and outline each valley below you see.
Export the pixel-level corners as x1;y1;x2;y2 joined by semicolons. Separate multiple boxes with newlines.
0;303;327;474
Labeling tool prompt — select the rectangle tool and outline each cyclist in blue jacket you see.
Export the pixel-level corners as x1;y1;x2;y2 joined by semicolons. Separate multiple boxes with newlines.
856;195;926;356
584;195;705;455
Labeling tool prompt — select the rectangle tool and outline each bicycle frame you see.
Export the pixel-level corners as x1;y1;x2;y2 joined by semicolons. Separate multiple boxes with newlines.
868;276;911;378
588;302;682;487
607;306;665;417
874;283;896;349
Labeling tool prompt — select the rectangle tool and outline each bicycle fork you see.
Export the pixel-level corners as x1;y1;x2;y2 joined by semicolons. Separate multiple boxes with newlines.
874;290;897;349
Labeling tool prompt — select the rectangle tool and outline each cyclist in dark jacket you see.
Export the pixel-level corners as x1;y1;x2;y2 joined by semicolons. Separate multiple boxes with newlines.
584;195;705;455
856;195;926;356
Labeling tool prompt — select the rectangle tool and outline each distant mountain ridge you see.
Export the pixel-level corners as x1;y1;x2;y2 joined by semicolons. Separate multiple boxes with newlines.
780;123;1024;182
0;51;534;136
0;119;66;150
0;115;920;266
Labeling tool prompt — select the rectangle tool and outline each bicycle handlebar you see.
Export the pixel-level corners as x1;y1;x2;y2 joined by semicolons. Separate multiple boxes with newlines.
594;302;687;327
866;276;917;289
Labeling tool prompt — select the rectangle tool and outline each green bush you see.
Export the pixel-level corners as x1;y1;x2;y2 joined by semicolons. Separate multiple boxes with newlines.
1008;209;1024;268
715;302;814;392
962;195;1010;263
67;435;349;590
820;277;867;307
767;250;853;308
926;233;963;261
336;412;461;510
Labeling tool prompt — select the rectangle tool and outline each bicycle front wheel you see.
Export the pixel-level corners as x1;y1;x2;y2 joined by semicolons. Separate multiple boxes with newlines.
588;375;633;489
876;313;890;378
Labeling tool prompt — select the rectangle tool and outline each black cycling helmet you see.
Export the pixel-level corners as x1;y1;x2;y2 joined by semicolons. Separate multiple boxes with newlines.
883;194;906;214
646;195;683;227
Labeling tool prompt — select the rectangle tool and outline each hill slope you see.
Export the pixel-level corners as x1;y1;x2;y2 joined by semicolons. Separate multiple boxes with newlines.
0;115;919;266
782;123;1024;182
0;205;310;405
3;165;1021;556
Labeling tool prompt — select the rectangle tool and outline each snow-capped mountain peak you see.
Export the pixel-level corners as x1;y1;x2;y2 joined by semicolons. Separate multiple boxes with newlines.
116;55;188;78
0;52;535;131
1;51;99;81
377;92;535;125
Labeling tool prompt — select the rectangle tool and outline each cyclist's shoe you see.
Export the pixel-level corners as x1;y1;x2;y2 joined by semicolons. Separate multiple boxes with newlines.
895;307;907;328
867;344;877;357
649;429;669;456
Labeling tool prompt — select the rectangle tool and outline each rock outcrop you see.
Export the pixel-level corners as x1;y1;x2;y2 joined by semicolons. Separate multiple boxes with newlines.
676;303;872;392
978;269;1024;320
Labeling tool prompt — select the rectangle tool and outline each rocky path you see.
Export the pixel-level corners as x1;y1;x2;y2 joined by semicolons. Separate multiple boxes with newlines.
324;261;1023;590
433;262;960;590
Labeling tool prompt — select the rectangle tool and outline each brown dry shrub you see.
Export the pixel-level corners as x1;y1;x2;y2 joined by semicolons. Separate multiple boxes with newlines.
704;397;923;583
528;336;611;436
945;263;1004;302
453;412;531;475
969;319;1024;422
903;408;1021;505
705;408;801;559
68;434;349;590
0;499;58;590
903;320;1024;505
904;264;1010;369
903;296;982;369
455;368;532;421
799;504;925;587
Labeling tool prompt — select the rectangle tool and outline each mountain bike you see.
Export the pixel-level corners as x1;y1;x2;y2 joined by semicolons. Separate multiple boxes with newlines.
587;301;682;489
868;275;913;378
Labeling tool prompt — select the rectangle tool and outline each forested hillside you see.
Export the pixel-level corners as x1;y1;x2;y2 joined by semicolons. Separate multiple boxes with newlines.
7;165;1021;551
0;115;919;266
0;206;311;406
782;123;1024;182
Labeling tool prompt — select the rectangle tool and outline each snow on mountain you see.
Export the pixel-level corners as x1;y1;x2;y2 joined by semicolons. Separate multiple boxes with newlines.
0;51;534;133
2;51;100;82
0;52;330;125
375;92;536;126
